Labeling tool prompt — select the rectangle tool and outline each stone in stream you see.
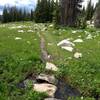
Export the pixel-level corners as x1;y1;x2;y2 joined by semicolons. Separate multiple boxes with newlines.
46;62;58;72
36;74;57;84
33;83;57;97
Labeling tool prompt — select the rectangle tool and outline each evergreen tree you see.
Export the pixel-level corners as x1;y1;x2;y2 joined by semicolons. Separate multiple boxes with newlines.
34;0;54;23
53;0;60;25
59;0;83;27
2;6;33;23
2;6;9;23
94;0;100;28
79;7;87;28
85;0;95;20
30;10;34;21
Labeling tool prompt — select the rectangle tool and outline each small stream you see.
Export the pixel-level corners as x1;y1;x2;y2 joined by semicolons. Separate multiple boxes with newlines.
17;75;100;100
54;79;81;100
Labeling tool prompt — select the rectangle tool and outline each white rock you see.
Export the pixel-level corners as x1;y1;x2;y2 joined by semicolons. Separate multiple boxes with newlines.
45;98;61;100
48;55;51;59
72;30;77;34
18;30;24;33
73;39;83;43
17;26;23;28
46;62;58;72
36;74;56;84
41;28;47;31
74;52;82;58
86;34;93;39
15;37;22;40
48;43;53;46
27;30;33;32
87;21;91;25
78;35;81;38
57;39;75;47
61;46;73;52
33;83;57;97
49;24;54;28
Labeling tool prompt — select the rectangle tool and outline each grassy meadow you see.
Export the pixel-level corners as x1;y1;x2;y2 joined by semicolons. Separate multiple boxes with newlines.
0;22;100;100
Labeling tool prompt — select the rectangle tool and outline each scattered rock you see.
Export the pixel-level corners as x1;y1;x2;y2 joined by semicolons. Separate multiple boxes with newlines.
27;30;33;32
57;39;75;52
18;30;24;33
78;35;81;38
49;24;54;28
15;37;22;40
48;55;51;59
44;98;61;100
74;52;82;59
72;31;77;34
36;74;56;84
46;62;58;72
61;46;73;52
33;83;57;97
41;27;47;31
48;43;53;46
86;34;93;39
57;39;75;47
73;39;83;43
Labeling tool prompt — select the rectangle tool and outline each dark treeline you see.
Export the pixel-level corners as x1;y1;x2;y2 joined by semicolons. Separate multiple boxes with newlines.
34;0;98;27
1;0;100;28
94;0;100;27
34;0;55;23
2;6;34;23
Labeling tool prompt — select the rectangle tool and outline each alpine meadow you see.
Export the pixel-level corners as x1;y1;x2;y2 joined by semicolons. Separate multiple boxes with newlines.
0;0;100;100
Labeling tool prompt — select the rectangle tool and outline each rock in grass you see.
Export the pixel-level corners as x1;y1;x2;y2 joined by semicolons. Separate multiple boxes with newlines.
46;62;58;72
33;83;57;97
72;30;77;34
57;39;75;47
15;37;22;40
36;74;56;84
86;34;93;40
73;39;83;43
74;52;82;59
27;30;34;32
44;98;61;100
61;46;74;52
57;39;75;52
18;30;24;33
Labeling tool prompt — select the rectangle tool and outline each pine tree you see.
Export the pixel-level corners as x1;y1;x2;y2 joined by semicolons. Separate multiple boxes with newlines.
34;0;54;23
59;0;83;27
94;0;100;28
30;10;34;21
85;0;95;20
53;0;60;25
2;6;9;23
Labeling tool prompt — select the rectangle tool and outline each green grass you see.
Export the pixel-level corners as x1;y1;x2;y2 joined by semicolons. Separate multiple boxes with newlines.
43;26;100;97
0;22;46;99
0;22;100;99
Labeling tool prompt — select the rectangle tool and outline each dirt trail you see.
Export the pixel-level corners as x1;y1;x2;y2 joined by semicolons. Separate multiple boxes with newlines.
40;34;81;100
40;35;52;63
